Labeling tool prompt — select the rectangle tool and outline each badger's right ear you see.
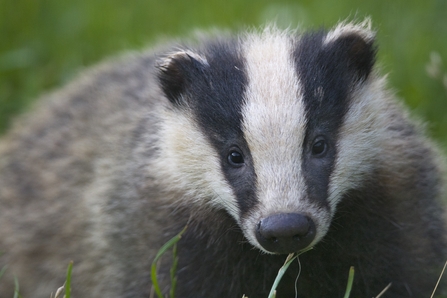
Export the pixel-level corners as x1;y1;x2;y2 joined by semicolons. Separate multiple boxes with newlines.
323;21;376;83
156;50;209;106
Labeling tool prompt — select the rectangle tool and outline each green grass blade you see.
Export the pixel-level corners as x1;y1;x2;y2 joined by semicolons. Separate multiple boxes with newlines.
0;265;7;280
267;247;314;298
342;266;355;298
65;261;73;298
169;242;179;298
151;226;187;298
151;262;164;297
267;253;298;298
13;276;20;298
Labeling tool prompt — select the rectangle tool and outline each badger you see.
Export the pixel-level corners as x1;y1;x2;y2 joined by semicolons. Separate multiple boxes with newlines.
0;21;446;297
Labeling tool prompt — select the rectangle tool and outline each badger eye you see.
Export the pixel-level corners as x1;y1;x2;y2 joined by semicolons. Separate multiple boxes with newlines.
312;139;327;156
228;150;244;167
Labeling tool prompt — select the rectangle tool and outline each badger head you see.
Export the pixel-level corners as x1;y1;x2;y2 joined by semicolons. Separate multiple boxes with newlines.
155;22;379;254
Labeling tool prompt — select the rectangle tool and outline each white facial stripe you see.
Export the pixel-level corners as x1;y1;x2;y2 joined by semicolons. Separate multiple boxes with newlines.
241;29;307;214
154;107;239;219
328;77;387;209
240;29;337;251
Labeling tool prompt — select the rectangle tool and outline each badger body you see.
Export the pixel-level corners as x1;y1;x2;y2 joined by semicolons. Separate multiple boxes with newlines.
0;22;446;297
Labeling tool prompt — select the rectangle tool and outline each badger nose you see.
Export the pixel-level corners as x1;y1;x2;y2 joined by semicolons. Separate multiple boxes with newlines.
256;213;315;254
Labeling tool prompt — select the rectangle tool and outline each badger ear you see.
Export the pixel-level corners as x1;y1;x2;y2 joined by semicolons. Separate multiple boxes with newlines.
324;25;377;83
156;50;208;106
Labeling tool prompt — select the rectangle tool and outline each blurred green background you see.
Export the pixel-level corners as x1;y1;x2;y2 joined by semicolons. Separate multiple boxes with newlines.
1;0;446;150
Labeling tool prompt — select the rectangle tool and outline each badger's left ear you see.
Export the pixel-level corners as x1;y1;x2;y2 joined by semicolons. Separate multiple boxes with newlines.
324;23;377;83
156;50;209;106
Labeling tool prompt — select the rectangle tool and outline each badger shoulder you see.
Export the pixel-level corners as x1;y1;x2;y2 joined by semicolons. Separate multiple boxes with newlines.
0;49;171;296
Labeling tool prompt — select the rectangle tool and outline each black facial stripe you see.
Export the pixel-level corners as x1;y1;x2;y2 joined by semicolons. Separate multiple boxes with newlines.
295;31;354;133
186;39;258;217
293;31;353;208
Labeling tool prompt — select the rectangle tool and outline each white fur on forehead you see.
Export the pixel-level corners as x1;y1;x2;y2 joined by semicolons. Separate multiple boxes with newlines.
241;26;306;211
324;19;375;45
240;27;331;251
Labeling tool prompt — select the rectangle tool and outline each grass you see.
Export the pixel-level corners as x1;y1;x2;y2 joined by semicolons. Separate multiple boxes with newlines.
151;226;187;298
0;261;72;298
13;277;20;298
148;228;320;298
1;0;447;152
2;251;443;297
432;261;447;298
0;230;445;297
149;233;446;298
342;266;355;298
49;261;72;298
149;230;446;298
267;248;313;298
0;266;7;280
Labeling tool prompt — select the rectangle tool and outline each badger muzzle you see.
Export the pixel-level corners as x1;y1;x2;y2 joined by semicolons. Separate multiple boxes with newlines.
255;213;316;254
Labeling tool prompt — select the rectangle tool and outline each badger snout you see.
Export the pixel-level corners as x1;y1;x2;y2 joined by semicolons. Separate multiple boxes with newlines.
255;213;316;254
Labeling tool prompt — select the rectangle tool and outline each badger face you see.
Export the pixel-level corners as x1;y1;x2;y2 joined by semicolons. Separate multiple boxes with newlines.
156;22;377;254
